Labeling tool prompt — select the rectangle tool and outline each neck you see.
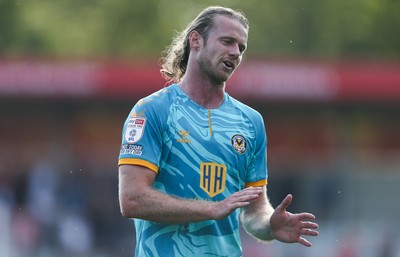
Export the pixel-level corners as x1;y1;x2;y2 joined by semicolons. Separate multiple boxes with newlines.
178;78;225;109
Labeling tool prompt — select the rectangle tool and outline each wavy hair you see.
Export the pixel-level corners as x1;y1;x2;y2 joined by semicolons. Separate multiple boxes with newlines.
159;6;249;83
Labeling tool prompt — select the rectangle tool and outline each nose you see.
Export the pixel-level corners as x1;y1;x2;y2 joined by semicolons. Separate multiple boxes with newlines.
229;44;241;59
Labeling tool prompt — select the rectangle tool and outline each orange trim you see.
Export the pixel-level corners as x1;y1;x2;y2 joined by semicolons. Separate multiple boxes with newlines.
207;109;213;136
118;158;158;174
245;179;268;188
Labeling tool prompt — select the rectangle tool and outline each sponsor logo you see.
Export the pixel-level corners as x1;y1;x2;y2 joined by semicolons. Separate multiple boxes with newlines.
231;134;247;154
124;117;146;143
177;130;191;143
120;144;143;156
134;119;145;125
199;162;226;197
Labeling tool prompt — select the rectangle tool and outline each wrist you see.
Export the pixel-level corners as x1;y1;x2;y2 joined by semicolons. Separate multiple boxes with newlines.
242;215;275;242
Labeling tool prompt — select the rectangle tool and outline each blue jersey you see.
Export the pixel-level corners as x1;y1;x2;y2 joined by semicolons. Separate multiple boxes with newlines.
119;84;268;257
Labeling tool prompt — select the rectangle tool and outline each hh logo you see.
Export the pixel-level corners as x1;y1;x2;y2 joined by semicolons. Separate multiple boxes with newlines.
200;162;226;197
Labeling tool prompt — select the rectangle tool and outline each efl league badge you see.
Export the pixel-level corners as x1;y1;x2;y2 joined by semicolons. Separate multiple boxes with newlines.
231;134;247;154
125;117;146;143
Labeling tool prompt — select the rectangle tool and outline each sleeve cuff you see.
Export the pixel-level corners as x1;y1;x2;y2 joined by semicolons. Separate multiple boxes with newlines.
118;158;158;174
245;179;268;188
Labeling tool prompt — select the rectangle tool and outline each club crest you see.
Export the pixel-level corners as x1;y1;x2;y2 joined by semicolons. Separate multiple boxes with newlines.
231;134;247;154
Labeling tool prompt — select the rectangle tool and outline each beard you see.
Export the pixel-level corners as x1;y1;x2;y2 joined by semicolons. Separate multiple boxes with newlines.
198;54;233;85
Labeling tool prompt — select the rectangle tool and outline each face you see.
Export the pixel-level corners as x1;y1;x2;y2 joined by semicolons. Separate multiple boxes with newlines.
196;15;248;84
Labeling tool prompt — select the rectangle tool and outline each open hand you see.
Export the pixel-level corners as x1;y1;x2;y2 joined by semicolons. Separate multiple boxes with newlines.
270;194;319;247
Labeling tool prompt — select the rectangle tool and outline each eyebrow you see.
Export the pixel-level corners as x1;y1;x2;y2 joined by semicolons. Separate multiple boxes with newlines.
220;36;247;51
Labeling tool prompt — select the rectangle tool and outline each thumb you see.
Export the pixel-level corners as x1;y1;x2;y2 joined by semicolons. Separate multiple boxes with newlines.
275;194;293;213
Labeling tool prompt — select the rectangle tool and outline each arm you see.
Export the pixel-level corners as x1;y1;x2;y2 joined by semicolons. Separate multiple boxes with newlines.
118;164;263;224
240;186;319;247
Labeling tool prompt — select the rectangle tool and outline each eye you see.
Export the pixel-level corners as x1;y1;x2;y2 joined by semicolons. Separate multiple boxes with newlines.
220;37;246;54
239;45;246;53
222;39;232;45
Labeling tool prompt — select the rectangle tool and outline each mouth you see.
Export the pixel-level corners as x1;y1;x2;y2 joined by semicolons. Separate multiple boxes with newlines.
222;60;235;70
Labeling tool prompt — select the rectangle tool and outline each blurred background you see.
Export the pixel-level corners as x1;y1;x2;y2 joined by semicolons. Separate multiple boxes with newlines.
0;0;399;256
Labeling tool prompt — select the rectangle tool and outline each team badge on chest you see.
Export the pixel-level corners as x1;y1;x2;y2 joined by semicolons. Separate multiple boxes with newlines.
231;134;247;154
200;162;227;197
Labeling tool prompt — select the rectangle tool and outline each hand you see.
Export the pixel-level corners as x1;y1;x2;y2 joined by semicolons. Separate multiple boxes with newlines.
212;187;263;220
270;194;319;247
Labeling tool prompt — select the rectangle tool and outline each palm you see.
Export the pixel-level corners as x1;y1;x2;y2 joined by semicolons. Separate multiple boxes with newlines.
270;194;319;247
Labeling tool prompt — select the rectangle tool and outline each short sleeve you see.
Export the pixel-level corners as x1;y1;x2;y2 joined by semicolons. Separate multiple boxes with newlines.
245;113;268;187
118;99;163;173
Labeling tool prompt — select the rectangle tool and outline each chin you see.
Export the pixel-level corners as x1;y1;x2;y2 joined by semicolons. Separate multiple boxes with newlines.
216;75;230;84
223;72;234;82
208;69;232;84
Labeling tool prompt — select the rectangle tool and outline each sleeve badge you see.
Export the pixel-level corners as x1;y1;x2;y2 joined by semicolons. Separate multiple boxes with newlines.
124;117;146;144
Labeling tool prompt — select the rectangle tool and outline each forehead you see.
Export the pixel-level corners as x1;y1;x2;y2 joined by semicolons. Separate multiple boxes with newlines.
210;15;248;42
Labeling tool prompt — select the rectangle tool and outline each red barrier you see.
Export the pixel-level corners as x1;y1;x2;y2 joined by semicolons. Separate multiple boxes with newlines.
0;59;399;102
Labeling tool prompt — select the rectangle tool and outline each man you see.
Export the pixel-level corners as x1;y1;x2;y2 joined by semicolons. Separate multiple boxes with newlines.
118;6;318;257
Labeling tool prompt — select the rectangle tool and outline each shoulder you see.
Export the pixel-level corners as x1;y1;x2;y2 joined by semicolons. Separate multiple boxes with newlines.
138;84;178;108
132;84;179;116
227;95;264;125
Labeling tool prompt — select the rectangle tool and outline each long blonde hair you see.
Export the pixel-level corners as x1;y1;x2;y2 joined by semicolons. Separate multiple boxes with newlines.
160;6;249;83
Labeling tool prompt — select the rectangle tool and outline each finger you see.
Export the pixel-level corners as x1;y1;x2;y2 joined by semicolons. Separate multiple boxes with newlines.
236;187;261;195
300;221;319;230
230;191;261;203
275;194;292;212
301;229;319;237
238;187;262;197
238;194;261;203
242;188;263;198
298;237;312;247
244;186;263;194
299;213;316;221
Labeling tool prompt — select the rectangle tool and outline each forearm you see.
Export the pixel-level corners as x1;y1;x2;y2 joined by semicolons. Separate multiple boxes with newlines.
119;165;217;224
240;188;275;242
120;186;215;224
241;208;274;241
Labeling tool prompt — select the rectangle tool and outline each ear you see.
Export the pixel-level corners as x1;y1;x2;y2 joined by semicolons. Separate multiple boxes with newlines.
189;30;202;50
